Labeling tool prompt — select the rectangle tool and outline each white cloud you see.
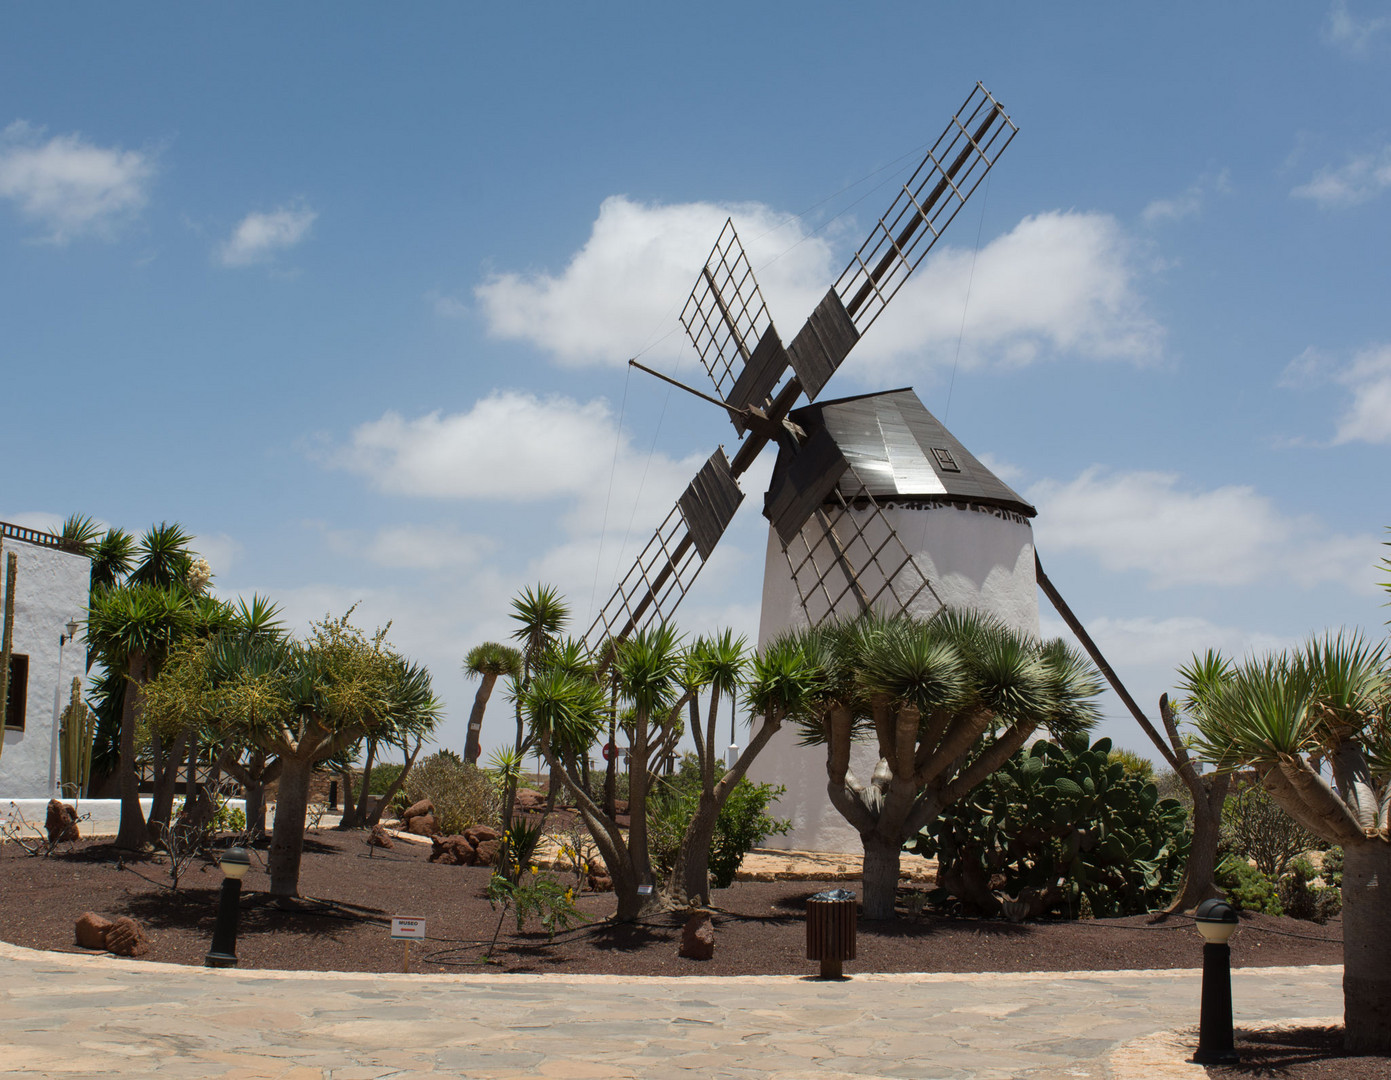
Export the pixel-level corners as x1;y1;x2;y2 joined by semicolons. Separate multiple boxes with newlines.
476;198;1162;381
218;203;317;266
1142;169;1231;224
0;121;154;242
1280;342;1391;444
1076;615;1298;670
1291;144;1391;208
475;195;833;367
331;389;715;546
1332;345;1391;444
1029;467;1378;592
1324;0;1391;52
858;210;1162;374
191;531;242;578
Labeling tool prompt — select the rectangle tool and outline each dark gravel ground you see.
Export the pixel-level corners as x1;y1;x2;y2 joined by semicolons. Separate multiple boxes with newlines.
1203;1024;1390;1080
1;828;1344;977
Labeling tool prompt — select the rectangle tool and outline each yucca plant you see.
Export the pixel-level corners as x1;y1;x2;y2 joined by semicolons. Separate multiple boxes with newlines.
1186;631;1391;1052
789;608;1102;920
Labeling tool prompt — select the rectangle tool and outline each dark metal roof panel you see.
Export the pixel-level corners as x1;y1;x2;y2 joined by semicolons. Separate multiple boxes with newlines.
782;388;1035;517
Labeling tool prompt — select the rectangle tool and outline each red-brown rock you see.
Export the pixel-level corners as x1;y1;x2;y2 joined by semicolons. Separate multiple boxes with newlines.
586;869;613;893
406;813;439;836
473;838;501;866
514;788;546;811
105;916;149;957
464;824;499;844
402;799;433;821
679;911;715;960
74;912;112;950
368;824;394;849
46;800;80;845
428;835;478;866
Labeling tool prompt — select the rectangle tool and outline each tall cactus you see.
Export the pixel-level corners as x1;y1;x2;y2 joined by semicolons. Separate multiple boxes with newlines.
0;548;16;763
59;677;93;798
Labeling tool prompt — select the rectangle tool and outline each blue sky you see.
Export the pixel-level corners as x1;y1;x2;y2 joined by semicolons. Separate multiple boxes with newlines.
2;4;1388;763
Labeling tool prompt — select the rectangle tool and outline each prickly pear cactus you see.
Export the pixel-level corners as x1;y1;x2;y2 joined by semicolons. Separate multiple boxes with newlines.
910;735;1189;920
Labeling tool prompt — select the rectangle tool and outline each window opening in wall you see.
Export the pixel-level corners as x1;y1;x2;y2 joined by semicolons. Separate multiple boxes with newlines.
4;654;28;730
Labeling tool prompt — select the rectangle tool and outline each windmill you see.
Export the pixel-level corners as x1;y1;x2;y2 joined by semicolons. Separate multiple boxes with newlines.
583;83;1019;654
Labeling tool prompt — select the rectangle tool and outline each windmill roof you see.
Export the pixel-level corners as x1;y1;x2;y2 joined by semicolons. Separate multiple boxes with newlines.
780;388;1035;517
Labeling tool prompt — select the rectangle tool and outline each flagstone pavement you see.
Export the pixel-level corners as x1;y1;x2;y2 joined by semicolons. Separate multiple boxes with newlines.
0;941;1342;1080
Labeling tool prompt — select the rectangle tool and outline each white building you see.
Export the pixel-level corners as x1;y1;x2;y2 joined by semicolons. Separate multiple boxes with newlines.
0;522;91;800
745;389;1039;852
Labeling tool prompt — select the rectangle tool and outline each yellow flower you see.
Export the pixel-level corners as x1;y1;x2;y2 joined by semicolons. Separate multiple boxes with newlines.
530;864;538;875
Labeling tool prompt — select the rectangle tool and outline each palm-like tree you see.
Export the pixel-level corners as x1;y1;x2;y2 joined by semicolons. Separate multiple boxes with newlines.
790;609;1101;920
1186;632;1391;1052
610;624;688;891
462;642;522;765
665;630;822;906
86;583;193;849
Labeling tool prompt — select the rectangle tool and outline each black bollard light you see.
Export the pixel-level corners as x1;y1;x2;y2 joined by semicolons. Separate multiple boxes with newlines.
1192;897;1240;1065
205;847;251;968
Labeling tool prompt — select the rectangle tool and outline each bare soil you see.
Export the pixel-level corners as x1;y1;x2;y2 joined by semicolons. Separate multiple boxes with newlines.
1;828;1344;978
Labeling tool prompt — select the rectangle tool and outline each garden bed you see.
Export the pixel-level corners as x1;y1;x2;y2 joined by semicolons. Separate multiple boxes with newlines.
0;828;1342;977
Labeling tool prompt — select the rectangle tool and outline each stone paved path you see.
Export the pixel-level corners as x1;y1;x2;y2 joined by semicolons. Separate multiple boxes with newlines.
0;942;1342;1080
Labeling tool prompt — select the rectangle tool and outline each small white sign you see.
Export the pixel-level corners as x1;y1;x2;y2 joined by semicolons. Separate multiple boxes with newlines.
391;917;426;940
637;884;654;895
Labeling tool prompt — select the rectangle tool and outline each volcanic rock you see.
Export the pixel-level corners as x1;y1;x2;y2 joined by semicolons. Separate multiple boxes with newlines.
473;838;501;866
368;824;393;849
679;911;715;960
429;835;478;866
406;813;439;836
105;916;149;957
74;912;112;950
402;799;434;821
46;800;80;845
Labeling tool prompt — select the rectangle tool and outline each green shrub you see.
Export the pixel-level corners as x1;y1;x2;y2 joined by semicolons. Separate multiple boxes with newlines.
911;735;1190;919
403;753;501;835
1276;855;1341;923
368;762;405;796
1108;748;1155;781
1216;856;1283;916
1220;778;1318;879
211;802;246;835
1319;846;1344;890
649;755;791;889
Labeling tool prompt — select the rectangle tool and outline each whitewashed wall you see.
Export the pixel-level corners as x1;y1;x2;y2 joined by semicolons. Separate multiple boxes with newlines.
0;541;90;799
744;502;1039;852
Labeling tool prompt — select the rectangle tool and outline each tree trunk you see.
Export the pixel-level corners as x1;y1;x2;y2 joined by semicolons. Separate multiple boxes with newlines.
338;740;373;829
147;729;189;835
667;712;783;907
1165;771;1231;913
861;832;902;920
335;766;358;828
114;653;148;851
267;756;313;898
245;781;267;841
1341;841;1391;1052
367;739;421;827
669;790;720;906
463;674;498;765
628;709;653;889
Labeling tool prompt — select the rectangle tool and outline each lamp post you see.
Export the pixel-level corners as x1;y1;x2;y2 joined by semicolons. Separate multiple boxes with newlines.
1192;897;1240;1065
205;847;251;968
47;617;82;796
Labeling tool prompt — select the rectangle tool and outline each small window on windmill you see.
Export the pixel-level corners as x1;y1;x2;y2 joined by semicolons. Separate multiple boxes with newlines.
931;447;961;473
4;653;28;730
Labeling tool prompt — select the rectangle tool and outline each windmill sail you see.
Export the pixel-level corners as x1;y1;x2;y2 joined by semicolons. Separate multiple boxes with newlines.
584;449;743;651
680;220;787;434
587;84;1015;653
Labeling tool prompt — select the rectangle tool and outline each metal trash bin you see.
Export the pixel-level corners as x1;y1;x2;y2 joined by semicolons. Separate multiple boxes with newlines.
806;888;857;978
